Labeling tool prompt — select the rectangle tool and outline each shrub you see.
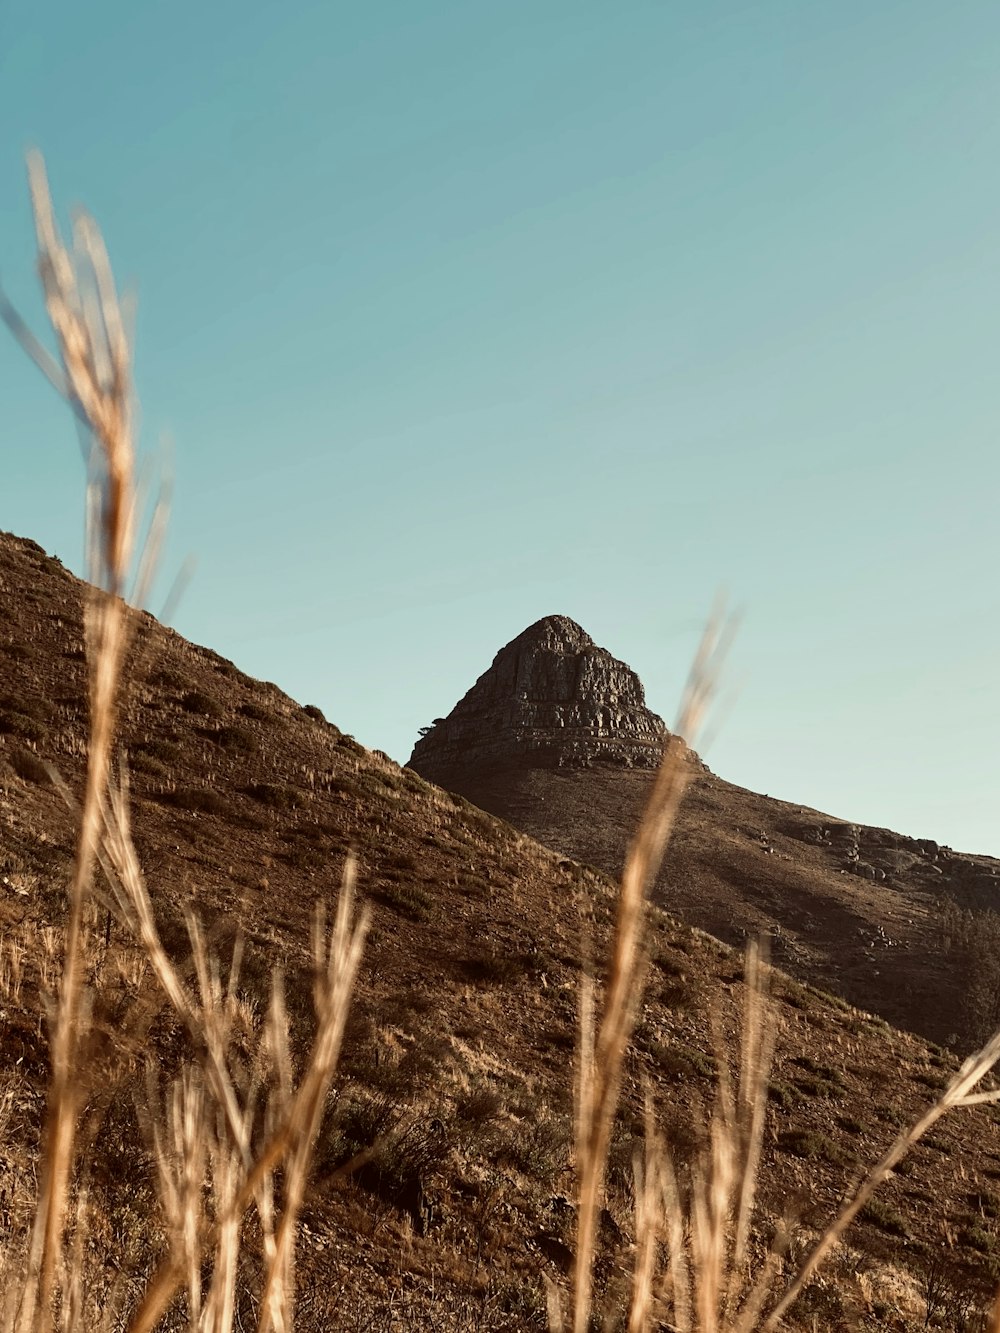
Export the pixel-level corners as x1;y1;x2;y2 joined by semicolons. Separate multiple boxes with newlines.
317;1093;450;1231
459;951;522;985
655;1044;717;1082
836;1114;867;1136
246;782;302;811
238;701;271;721
131;752;168;778
777;1129;845;1163
969;1190;1000;1219
860;1199;909;1238
790;1056;844;1098
373;882;434;922
9;746;49;785
214;725;256;753
159;787;230;817
0;693;57;723
768;1080;797;1110
912;1068;949;1091
0;709;49;743
303;704;326;723
961;1223;995;1253
134;738;180;764
496;1114;571;1185
148;667;190;691
180;689;223;718
457;1086;503;1127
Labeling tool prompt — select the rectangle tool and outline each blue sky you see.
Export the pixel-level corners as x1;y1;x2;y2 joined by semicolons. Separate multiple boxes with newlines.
3;1;999;855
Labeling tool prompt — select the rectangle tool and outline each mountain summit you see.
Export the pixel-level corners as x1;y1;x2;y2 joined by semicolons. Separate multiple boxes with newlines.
407;614;667;781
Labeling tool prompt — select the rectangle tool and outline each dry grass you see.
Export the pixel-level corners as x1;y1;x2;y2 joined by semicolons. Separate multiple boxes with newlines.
3;155;368;1333
6;153;1000;1333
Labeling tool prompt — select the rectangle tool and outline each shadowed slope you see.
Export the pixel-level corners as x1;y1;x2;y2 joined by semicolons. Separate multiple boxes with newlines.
409;620;1000;1046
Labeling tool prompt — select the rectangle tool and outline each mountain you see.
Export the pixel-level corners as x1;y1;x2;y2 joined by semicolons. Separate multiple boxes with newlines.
409;614;668;776
3;530;1000;1329
408;617;1000;1046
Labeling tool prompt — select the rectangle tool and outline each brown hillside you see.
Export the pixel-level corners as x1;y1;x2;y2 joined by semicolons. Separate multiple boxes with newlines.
408;619;1000;1048
3;531;1000;1329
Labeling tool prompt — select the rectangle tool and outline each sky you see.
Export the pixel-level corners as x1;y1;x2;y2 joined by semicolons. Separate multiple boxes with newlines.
2;1;1000;856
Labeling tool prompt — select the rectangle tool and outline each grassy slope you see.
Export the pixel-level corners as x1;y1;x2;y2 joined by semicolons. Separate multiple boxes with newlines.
2;528;1000;1329
419;751;1000;1048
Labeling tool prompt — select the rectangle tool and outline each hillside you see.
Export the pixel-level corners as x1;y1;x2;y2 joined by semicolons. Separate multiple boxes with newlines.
408;616;1000;1047
3;531;1000;1329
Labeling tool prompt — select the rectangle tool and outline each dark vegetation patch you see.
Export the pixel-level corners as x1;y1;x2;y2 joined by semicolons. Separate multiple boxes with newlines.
8;746;50;785
134;738;181;765
860;1199;909;1238
237;701;271;721
213;725;257;753
158;787;231;817
147;667;190;691
245;782;303;811
372;882;434;922
777;1129;848;1164
0;710;49;743
180;690;223;718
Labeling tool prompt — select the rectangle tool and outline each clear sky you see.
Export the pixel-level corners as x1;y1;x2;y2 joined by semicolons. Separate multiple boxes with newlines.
2;2;999;856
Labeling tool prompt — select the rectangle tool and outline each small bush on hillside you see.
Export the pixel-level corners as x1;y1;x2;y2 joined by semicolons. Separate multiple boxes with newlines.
459;951;523;985
860;1199;909;1238
791;1055;845;1098
134;738;181;764
317;1092;451;1231
160;786;230;817
457;1086;504;1127
777;1129;847;1164
246;782;302;811
9;746;50;785
237;700;271;721
0;710;49;743
960;1223;995;1254
148;667;191;691
0;692;57;723
180;689;223;718
131;752;168;778
302;703;326;723
373;882;434;922
214;725;256;753
768;1080;797;1110
655;1043;717;1082
493;1113;570;1186
836;1114;868;1136
913;1068;949;1091
968;1190;1000;1219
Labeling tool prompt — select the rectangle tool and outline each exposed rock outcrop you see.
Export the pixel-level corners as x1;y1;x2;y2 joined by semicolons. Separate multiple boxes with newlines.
408;615;668;781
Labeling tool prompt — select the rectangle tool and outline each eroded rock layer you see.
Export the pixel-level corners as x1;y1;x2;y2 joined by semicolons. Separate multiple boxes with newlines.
408;615;668;779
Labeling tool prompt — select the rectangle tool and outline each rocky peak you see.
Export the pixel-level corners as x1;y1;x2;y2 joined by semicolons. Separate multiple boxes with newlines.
407;615;668;780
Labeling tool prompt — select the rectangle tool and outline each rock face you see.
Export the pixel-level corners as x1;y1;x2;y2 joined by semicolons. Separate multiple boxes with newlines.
408;615;668;780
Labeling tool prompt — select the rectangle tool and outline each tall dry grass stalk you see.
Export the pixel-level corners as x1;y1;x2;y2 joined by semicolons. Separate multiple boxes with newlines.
625;943;782;1333
572;908;1000;1332
7;151;141;1333
4;154;369;1333
562;612;732;1333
